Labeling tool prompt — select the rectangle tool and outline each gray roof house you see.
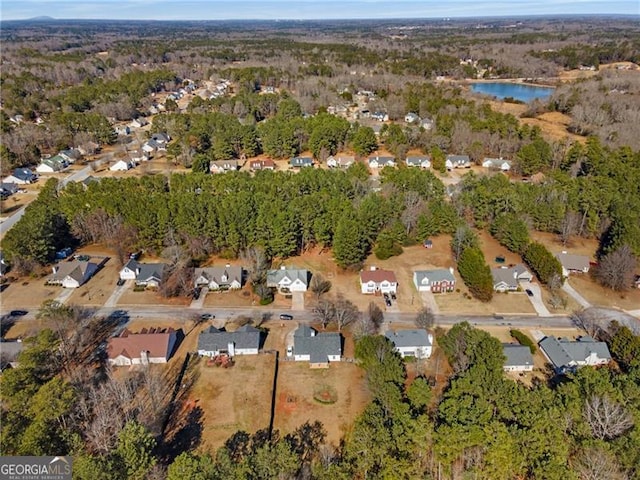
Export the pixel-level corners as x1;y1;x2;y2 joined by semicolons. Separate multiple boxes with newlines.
292;325;342;367
413;269;456;293
491;264;533;292
0;340;24;371
368;156;395;168
266;267;310;292
555;252;591;276
210;160;239;174
385;329;433;358
539;335;611;374
405;156;431;168
197;325;263;357
119;259;167;288
445;154;471;169
290;157;314;168
194;265;243;290
3;168;38;185
49;260;100;288
502;344;534;372
482;158;512;171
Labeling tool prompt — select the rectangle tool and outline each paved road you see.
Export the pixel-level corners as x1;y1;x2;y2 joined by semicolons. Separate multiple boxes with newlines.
1;305;576;329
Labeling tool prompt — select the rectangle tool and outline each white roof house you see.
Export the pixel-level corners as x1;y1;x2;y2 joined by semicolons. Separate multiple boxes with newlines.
385;329;433;358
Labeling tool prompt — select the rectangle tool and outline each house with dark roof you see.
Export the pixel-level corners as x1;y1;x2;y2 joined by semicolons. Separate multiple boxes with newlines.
503;344;534;372
49;260;100;288
194;265;243;290
405;155;431;169
250;159;276;171
290;157;314;168
367;156;395;169
266;267;310;293
119;259;167;288
108;328;180;366
36;155;68;173
59;148;82;163
197;325;263;357
360;267;397;294
292;325;342;368
555;252;591;277
491;264;533;292
385;329;433;358
445;154;471;170
3;168;38;185
413;269;456;293
0;182;19;197
539;335;611;374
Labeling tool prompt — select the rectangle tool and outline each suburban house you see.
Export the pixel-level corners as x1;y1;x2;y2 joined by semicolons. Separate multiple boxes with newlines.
482;158;512;171
413;269;456;293
130;117;149;128
115;125;131;136
81;176;100;189
119;259;167;288
367;156;395;169
59;148;82;163
423;239;433;249
107;327;180;366
556;252;591;276
539;335;612;374
421;118;434;130
210;160;239;174
405;156;431;169
49;260;100;288
3;168;38;185
194;265;243;290
197;325;262;357
266;267;310;293
110;159;134;171
404;112;420;124
491;264;533;292
291;325;342;368
385;329;433;358
502;344;534;372
290;157;314;168
360;267;398;294
0;340;24;371
326;155;355;168
445;154;471;170
250;159;276;171
36;155;68;173
130;150;150;163
0;183;19;197
371;111;389;122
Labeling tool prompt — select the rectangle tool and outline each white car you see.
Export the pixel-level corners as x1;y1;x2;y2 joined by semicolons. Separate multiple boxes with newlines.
287;345;293;356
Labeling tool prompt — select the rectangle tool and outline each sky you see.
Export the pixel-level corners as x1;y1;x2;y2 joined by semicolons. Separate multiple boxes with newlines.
0;0;638;21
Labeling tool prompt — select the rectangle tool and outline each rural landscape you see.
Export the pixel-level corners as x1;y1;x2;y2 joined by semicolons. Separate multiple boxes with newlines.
0;11;640;480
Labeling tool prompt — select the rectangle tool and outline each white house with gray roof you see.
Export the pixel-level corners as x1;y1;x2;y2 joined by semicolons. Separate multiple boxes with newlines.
482;158;512;171
405;156;431;169
502;344;534;372
368;156;395;169
49;260;100;288
555;252;591;277
292;325;342;368
266;267;310;293
491;264;533;292
445;154;471;169
194;265;243;290
385;329;433;358
413;269;456;293
197;325;263;357
119;259;167;288
539;335;611;374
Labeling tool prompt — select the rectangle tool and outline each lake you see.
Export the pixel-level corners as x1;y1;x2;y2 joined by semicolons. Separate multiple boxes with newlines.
470;82;555;103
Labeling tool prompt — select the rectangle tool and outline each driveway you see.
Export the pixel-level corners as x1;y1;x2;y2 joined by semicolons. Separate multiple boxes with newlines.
189;287;208;309
519;281;551;317
420;290;440;314
104;279;132;308
562;280;592;309
54;287;75;305
291;292;305;311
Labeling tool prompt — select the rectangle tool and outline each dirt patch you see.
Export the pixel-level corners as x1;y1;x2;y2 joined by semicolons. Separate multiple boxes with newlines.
189;354;276;452
117;289;191;307
274;361;369;446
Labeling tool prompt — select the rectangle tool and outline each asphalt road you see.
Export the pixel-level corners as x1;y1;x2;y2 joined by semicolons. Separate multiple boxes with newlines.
1;304;576;329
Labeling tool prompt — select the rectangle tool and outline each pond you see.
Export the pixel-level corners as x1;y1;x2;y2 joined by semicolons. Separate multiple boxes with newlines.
470;82;555;103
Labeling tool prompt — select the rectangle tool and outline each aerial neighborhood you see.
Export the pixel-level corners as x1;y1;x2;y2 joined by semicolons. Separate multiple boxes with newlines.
0;14;639;479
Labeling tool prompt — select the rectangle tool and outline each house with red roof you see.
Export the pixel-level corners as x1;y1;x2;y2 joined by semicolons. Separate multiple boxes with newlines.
107;327;180;366
360;267;398;295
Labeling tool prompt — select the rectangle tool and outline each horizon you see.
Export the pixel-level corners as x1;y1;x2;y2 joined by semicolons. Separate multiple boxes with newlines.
1;1;638;22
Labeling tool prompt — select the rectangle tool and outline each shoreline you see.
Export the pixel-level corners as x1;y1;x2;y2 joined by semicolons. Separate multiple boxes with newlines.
465;78;558;88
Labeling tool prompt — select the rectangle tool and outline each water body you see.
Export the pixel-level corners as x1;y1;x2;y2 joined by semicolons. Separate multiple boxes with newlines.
470;82;555;103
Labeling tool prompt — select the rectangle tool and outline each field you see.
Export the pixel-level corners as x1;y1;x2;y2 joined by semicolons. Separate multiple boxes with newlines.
566;275;640;311
274;361;370;446
0;272;61;310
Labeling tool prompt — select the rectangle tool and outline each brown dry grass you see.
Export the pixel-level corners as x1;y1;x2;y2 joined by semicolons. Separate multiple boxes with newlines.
529;231;597;258
274;361;369;447
117;289;191;307
0;274;61;309
566;275;640;311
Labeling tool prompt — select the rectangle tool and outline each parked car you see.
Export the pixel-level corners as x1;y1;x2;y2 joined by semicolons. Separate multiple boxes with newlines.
116;278;125;286
200;313;214;321
525;289;534;297
9;310;28;317
128;251;141;260
192;288;201;300
383;292;389;299
287;345;293;356
279;314;293;321
390;292;397;300
385;298;392;307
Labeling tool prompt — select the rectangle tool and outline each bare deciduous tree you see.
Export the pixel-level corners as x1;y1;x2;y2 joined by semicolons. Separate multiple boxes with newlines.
334;294;359;332
584;395;634;440
400;191;425;235
560;210;581;246
313;297;336;329
414;307;435;330
594;244;637;291
572;446;627;480
571;308;602;337
310;274;332;302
